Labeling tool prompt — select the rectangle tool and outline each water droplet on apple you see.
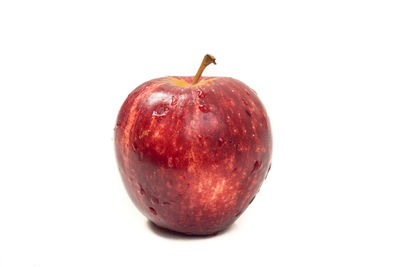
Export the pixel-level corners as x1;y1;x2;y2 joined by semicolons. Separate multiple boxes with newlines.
151;196;159;204
130;143;136;152
236;144;244;152
234;211;242;217
245;109;251;117
197;89;206;98
252;160;261;173
168;157;174;168
139;185;145;196
199;104;210;113
171;96;178;106
166;180;173;188
241;98;248;106
153;106;169;117
248;196;256;205
218;137;225;147
149;207;157;215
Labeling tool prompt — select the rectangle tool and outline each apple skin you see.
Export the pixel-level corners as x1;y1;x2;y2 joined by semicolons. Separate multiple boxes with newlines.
114;76;272;235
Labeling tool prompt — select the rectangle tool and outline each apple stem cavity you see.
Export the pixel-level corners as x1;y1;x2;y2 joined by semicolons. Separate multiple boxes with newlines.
192;54;216;85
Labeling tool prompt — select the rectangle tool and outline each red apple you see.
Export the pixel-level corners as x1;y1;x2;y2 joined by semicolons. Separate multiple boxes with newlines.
115;55;272;235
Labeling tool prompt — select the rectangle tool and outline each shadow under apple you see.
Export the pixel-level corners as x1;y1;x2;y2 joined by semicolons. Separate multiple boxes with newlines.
146;220;237;240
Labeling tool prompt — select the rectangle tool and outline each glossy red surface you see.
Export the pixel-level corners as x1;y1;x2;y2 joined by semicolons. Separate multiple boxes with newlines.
114;76;272;235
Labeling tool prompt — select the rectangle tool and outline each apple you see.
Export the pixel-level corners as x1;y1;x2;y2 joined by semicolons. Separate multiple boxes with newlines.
114;55;272;235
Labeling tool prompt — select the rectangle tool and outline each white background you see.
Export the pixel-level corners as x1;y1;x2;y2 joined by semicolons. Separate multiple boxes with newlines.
0;0;399;266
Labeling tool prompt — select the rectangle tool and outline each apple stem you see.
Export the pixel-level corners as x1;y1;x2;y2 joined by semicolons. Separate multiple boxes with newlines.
192;54;216;85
